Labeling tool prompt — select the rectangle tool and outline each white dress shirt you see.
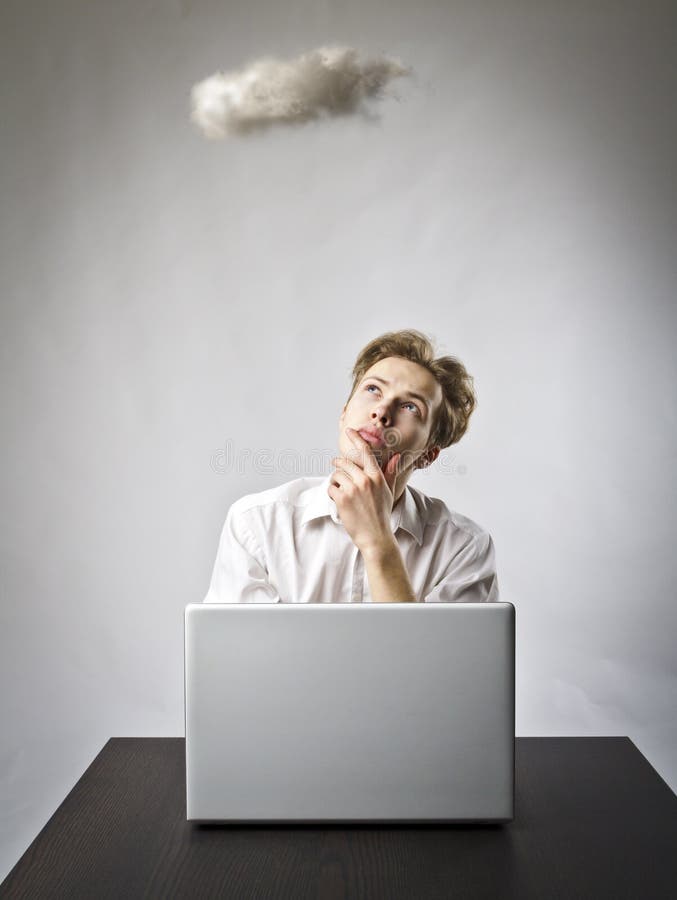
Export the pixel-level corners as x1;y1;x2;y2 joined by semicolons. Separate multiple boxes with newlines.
204;476;499;604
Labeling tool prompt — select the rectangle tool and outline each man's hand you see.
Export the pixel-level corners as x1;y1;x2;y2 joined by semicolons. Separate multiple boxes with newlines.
328;427;401;556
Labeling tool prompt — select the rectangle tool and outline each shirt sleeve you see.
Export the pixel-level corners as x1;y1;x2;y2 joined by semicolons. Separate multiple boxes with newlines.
423;532;499;603
203;503;281;603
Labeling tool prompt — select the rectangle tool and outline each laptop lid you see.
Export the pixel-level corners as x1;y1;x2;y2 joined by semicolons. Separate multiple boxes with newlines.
185;602;515;823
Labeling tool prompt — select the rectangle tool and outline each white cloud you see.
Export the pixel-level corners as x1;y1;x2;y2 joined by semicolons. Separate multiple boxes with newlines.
191;46;411;139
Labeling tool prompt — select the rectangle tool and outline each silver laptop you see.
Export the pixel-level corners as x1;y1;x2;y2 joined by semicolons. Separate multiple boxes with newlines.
185;602;515;823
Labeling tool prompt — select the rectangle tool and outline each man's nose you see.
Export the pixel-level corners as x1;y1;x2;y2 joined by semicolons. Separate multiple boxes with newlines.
372;405;391;426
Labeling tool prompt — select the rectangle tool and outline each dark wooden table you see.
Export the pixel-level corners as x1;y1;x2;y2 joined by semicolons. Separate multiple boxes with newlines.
1;738;675;899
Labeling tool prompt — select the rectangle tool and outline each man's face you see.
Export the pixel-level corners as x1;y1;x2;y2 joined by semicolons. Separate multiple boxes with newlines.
338;356;443;475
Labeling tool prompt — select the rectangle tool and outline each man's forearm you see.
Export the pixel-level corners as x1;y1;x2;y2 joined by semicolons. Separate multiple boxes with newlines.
362;537;416;603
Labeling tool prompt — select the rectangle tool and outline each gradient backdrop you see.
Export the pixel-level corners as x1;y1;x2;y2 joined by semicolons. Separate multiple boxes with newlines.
2;0;676;880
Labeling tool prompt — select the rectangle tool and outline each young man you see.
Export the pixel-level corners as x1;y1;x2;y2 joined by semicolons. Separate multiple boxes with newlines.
204;330;499;604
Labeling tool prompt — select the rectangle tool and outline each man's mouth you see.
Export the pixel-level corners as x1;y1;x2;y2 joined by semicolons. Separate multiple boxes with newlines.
358;428;386;449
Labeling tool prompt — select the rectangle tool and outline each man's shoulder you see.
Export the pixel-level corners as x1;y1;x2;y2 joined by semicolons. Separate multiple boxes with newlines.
407;483;492;542
229;476;325;519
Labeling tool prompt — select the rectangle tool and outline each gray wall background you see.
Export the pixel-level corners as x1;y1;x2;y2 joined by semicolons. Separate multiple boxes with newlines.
2;0;676;879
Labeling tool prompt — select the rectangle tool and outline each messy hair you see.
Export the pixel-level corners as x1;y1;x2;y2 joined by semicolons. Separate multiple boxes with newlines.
348;330;476;449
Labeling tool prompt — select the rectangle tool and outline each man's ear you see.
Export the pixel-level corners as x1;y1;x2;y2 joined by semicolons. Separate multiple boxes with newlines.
415;445;441;469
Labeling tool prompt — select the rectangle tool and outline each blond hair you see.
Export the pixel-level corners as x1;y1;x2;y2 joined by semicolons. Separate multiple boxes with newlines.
348;329;476;448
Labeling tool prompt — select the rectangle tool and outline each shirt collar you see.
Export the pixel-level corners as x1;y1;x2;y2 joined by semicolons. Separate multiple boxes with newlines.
300;475;424;546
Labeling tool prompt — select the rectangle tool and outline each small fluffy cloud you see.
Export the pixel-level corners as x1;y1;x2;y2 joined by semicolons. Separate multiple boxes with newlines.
191;46;411;138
